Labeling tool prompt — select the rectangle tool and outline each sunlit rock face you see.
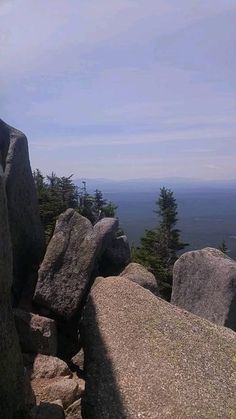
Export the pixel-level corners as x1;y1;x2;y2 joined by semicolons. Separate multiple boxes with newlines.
82;276;236;419
172;247;236;331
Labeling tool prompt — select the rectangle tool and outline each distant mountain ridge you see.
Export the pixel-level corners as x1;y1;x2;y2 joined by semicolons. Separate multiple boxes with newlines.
75;177;236;193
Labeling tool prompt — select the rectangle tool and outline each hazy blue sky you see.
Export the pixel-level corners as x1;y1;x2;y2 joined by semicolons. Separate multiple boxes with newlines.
1;0;236;180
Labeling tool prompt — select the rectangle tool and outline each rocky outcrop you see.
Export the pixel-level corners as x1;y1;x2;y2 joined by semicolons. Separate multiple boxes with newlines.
34;209;118;319
0;119;45;303
0;164;25;418
32;377;81;409
120;262;159;295
99;235;131;276
82;277;236;418
171;247;236;331
14;309;57;355
24;354;72;379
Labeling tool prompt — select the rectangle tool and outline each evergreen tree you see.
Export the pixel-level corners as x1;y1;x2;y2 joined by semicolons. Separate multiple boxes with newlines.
133;187;188;300
77;183;117;223
33;172;118;242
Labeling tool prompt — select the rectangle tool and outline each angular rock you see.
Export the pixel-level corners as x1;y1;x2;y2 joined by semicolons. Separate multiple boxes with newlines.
0;119;45;303
32;377;80;409
71;349;84;372
99;235;131;276
34;209;118;319
24;354;72;379
82;277;236;419
0;163;25;418
31;401;65;419
14;309;57;355
171;247;236;331
120;262;159;295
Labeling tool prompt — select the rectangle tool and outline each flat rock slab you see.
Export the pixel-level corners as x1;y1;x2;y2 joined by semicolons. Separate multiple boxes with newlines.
14;309;57;355
171;247;236;331
82;277;236;419
34;209;118;319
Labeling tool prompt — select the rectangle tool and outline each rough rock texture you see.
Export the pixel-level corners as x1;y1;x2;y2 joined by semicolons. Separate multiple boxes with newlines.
32;377;81;409
99;235;131;276
65;399;82;419
34;209;118;319
120;262;159;295
24;354;72;379
0;119;45;303
82;277;236;419
71;349;84;372
171;247;236;331
0;163;25;418
14;309;57;355
0;162;24;419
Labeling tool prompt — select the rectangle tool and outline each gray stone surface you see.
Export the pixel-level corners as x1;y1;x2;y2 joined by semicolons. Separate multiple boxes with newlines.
99;235;131;276
120;262;159;295
34;209;118;319
171;247;236;331
0;165;25;418
14;309;57;355
82;277;236;419
0;119;45;302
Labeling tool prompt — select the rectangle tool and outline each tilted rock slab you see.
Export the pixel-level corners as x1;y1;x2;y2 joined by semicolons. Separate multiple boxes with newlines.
120;262;159;295
82;277;236;419
0;164;25;418
0;119;45;301
171;247;236;331
34;209;118;319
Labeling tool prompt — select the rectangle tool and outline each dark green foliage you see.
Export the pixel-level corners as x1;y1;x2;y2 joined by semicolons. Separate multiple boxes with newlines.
33;170;79;242
78;182;117;224
133;187;188;299
33;171;117;242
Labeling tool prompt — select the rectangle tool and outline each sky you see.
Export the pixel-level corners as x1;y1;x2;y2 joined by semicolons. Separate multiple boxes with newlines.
1;0;236;180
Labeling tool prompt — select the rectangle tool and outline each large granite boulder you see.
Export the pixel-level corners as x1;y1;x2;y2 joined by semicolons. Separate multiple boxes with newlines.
34;209;118;319
24;354;72;379
81;277;236;418
171;247;236;331
0;119;45;303
0;164;25;418
99;235;131;276
120;262;159;295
